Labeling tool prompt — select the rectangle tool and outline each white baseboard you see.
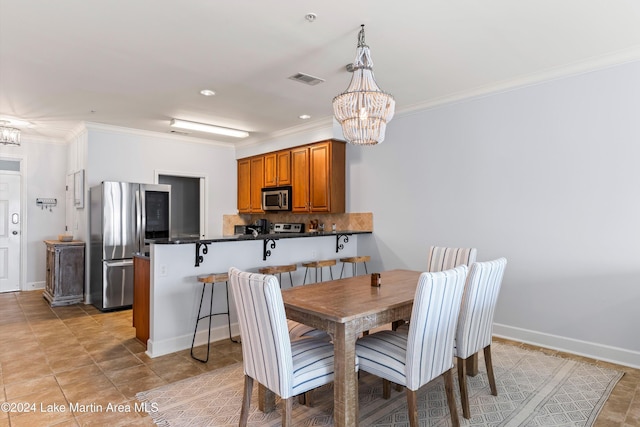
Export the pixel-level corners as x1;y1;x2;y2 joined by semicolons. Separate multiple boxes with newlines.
146;324;240;358
493;323;640;369
25;281;45;291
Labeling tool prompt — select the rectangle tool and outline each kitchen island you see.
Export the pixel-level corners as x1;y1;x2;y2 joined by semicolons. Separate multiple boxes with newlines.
142;230;372;357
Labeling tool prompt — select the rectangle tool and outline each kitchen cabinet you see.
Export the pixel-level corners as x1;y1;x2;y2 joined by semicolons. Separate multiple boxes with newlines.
292;140;345;213
133;254;150;347
238;139;345;214
237;158;251;213
291;146;310;212
264;150;291;187
250;156;265;213
43;240;85;307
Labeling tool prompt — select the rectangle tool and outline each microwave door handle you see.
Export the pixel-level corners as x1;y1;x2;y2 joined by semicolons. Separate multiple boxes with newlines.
278;193;283;208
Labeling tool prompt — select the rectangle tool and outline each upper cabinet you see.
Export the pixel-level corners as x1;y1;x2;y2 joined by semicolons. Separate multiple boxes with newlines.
264;150;291;187
238;139;345;214
237;157;265;214
237;158;251;213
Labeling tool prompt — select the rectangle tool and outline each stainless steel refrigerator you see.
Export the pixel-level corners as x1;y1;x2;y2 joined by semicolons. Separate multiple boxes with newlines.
89;181;171;311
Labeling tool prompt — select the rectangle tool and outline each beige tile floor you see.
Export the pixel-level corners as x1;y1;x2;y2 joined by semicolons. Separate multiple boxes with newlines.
0;290;638;426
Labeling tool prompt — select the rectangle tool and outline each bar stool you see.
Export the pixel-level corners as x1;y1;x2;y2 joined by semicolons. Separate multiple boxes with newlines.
191;272;239;363
339;255;370;278
301;259;336;284
258;264;297;288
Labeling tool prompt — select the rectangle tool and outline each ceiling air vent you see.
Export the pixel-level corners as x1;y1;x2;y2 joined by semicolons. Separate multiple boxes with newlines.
288;72;325;86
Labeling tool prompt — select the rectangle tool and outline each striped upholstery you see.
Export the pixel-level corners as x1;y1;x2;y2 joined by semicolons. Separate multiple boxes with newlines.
455;258;507;359
229;267;336;426
288;319;330;341
454;258;507;419
427;246;477;272
356;265;467;427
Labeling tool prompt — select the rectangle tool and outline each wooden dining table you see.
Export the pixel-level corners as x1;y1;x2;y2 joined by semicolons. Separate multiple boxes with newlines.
280;269;422;427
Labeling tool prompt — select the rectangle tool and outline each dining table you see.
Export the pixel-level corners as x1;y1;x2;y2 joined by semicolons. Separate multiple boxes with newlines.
280;268;423;427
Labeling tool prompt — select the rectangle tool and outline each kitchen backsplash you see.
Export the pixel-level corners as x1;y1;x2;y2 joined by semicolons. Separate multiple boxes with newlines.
222;212;373;235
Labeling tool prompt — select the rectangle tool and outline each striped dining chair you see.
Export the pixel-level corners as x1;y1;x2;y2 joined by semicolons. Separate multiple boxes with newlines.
393;246;477;331
229;267;336;427
455;258;507;419
427;246;477;272
355;265;468;427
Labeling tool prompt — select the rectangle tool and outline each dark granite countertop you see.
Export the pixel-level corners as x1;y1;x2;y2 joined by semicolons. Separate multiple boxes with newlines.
153;230;371;245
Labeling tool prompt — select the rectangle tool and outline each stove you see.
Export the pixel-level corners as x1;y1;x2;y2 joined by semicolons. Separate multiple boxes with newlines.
272;223;305;233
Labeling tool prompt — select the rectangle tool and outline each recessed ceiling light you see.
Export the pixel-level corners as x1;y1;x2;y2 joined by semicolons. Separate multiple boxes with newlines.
170;119;249;138
299;114;311;120
200;89;216;96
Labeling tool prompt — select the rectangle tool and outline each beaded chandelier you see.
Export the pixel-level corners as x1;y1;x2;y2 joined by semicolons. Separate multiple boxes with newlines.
0;121;21;146
332;25;395;145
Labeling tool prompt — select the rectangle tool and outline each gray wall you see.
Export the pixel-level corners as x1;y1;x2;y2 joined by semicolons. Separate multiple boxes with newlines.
352;60;640;366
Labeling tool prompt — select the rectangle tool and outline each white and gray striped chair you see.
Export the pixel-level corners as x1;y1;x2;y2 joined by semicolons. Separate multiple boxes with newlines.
229;267;336;427
455;258;507;419
427;246;477;272
392;246;477;331
355;265;468;427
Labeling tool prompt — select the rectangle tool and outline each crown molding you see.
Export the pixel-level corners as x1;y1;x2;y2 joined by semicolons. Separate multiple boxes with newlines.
397;47;640;117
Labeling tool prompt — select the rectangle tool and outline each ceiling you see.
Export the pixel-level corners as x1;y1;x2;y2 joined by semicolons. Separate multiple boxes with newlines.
2;1;640;145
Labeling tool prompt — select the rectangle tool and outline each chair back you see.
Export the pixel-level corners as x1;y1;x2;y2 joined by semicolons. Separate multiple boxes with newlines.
405;265;467;390
427;246;477;272
229;267;293;397
455;258;507;359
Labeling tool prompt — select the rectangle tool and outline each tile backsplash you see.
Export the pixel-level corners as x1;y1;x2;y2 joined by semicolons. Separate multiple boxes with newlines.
222;212;373;235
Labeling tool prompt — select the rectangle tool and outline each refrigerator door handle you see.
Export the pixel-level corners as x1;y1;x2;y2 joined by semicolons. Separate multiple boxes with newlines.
104;259;134;268
135;189;143;252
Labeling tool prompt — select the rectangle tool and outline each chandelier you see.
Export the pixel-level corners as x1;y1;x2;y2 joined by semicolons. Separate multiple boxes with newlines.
332;25;395;145
0;121;21;146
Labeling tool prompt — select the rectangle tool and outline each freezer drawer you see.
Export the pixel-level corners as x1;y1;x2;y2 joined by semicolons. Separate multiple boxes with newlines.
102;259;134;310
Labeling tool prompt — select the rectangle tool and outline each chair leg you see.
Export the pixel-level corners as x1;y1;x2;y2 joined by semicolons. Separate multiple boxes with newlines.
282;396;294;427
382;379;391;399
444;369;460;427
239;375;253;427
484;345;498;396
457;357;470;419
406;388;419;427
340;262;346;279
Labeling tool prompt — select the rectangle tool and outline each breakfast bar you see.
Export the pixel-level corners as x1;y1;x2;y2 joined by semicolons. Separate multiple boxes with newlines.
141;230;372;358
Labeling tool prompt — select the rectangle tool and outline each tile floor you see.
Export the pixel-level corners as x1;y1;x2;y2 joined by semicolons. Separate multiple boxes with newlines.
0;290;638;426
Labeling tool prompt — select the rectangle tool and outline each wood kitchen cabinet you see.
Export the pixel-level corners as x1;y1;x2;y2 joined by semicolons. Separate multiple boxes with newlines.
250;156;265;213
264;150;291;187
291;146;311;212
133;254;150;346
292;140;345;213
237;158;251;213
237;157;265;213
43;240;85;307
238;139;345;214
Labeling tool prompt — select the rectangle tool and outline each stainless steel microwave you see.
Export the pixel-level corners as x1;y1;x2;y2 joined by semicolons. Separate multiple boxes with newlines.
261;186;291;211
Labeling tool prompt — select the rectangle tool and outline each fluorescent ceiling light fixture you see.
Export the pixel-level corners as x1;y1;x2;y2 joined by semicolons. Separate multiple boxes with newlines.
170;119;249;138
200;89;216;96
299;114;311;120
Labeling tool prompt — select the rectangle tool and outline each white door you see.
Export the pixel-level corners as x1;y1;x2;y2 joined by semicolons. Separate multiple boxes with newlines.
0;174;21;292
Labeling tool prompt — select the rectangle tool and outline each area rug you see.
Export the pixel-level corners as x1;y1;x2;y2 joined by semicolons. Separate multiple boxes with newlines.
136;342;622;426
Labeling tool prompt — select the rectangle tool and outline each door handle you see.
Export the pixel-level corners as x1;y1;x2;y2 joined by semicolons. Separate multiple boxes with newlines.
11;213;19;224
12;231;18;235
